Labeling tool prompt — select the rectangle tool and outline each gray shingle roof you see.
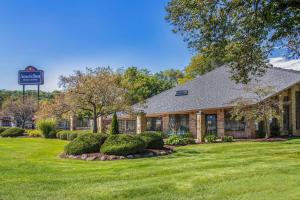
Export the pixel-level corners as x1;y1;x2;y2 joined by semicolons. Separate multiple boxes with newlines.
136;66;300;114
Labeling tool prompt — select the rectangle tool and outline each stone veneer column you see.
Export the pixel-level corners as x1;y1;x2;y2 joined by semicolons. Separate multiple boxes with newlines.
217;109;225;137
291;85;300;135
245;119;256;138
136;113;146;134
196;111;206;142
97;116;105;133
189;112;197;138
162;114;169;133
70;115;76;131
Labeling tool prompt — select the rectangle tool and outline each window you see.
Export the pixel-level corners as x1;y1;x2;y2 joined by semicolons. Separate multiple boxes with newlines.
118;120;136;133
224;112;245;131
146;117;162;131
283;96;290;131
296;92;300;129
169;114;189;134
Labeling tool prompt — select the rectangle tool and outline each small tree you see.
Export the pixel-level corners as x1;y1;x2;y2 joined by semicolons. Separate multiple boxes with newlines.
109;112;119;135
231;85;282;138
59;67;130;133
2;97;37;128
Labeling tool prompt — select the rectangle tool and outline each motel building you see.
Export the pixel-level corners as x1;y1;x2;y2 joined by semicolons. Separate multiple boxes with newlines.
70;66;300;141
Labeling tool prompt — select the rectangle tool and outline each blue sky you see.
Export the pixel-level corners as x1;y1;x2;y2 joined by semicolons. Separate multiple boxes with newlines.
0;0;192;91
0;0;298;92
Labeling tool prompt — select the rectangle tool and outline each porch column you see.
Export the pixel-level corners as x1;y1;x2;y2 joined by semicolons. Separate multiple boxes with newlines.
217;109;225;137
136;112;146;134
245;119;256;139
189;112;197;138
196;111;206;142
70;115;76;131
162;114;169;133
97;116;105;133
290;85;300;135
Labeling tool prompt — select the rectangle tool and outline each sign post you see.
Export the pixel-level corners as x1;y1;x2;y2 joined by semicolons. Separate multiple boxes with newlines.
18;66;44;108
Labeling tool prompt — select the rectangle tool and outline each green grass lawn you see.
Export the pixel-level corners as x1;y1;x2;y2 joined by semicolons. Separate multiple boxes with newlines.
1;138;300;200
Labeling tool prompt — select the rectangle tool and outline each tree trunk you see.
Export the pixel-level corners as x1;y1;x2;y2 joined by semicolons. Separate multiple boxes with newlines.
264;118;270;139
92;106;98;133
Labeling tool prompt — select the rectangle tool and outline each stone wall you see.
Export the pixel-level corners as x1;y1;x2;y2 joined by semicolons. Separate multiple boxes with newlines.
189;112;197;137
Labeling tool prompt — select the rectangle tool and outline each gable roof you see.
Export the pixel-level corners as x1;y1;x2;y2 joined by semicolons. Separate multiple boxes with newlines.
136;66;300;115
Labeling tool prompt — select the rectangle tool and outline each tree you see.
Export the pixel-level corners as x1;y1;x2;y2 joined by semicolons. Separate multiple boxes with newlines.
230;85;282;138
1;97;37;128
154;69;184;86
178;53;225;84
166;0;300;84
36;92;72;120
109;112;119;134
59;67;130;133
120;67;176;104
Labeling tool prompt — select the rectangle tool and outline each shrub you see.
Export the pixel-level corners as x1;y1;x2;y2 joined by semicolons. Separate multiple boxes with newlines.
205;134;217;143
139;132;164;149
109;113;119;135
0;127;8;134
64;133;107;155
26;129;42;137
165;133;195;146
57;130;92;141
100;134;146;156
221;136;233;142
1;127;25;137
37;119;57;138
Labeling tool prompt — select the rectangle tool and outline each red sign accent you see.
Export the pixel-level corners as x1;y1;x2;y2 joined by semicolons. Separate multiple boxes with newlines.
25;66;38;72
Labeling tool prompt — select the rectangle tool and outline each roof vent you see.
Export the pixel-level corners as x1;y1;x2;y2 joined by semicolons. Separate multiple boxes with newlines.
175;90;188;96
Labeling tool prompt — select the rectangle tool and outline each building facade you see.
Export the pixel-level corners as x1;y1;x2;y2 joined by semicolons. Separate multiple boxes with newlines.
71;66;300;141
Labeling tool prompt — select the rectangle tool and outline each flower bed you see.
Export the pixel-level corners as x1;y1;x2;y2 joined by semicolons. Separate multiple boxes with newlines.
60;147;173;161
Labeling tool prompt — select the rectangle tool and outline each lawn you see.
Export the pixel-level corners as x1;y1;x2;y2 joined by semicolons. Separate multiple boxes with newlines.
1;138;300;200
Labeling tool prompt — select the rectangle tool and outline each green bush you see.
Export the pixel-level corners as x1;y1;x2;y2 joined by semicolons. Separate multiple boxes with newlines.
37;119;57;138
57;130;92;141
26;129;42;137
0;127;9;134
100;134;146;156
64;133;107;155
109;112;119;135
205;135;217;143
1;128;25;137
139;132;164;149
165;133;195;146
221;136;233;142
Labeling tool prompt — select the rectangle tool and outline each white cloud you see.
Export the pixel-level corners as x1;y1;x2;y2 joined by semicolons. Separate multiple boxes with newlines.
269;57;300;71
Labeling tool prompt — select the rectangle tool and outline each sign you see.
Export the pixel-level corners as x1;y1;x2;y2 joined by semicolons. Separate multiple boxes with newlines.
18;66;44;85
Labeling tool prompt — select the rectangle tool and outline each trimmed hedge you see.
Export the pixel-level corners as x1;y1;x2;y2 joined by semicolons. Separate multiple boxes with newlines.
64;133;107;155
100;134;146;156
221;136;233;142
0;127;8;134
165;133;195;146
139;132;164;149
205;135;217;143
57;130;92;141
1;128;25;137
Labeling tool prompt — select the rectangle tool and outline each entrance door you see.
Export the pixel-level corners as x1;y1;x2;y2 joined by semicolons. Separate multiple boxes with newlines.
206;114;217;135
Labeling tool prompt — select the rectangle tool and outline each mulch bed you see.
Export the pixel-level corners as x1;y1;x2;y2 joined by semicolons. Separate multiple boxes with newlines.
60;147;174;161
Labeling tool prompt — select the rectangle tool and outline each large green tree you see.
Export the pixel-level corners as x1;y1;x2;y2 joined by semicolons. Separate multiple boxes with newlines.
120;67;179;104
166;0;300;84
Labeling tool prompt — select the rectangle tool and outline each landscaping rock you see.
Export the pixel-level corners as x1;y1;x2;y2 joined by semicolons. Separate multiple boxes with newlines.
81;154;88;160
127;155;134;159
119;156;125;159
100;156;107;161
134;154;141;158
86;156;97;161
